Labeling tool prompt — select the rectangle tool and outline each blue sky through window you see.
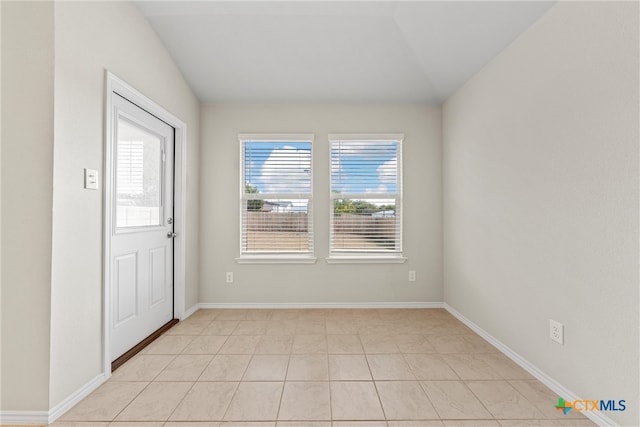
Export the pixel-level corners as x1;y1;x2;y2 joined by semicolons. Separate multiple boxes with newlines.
331;140;399;195
244;141;311;194
243;139;399;202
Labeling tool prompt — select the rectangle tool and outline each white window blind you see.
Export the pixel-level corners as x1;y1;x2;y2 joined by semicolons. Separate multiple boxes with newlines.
116;140;144;195
240;136;313;257
330;135;403;257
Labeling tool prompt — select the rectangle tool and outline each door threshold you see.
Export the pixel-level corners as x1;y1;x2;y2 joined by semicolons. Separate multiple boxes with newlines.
111;318;179;372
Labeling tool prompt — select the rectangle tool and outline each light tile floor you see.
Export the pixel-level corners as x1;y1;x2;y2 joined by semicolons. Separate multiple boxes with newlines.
52;308;596;427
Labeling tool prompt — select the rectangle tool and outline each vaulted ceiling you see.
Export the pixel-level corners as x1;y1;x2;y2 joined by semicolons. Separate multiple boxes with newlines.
135;1;554;103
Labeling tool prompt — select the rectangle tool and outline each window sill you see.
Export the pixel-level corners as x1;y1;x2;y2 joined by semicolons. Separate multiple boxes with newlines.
325;256;407;264
235;256;318;265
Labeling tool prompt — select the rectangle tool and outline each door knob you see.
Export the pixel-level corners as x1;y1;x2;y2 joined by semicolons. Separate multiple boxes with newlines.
167;231;177;239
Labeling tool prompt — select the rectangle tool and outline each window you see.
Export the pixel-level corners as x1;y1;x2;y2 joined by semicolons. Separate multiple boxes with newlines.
239;134;315;262
329;134;404;262
115;118;163;228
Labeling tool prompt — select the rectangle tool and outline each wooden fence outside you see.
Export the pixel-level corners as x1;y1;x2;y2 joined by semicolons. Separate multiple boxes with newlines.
246;212;395;241
245;211;309;232
332;214;395;241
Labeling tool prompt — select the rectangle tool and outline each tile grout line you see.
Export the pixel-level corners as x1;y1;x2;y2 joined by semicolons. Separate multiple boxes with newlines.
179;311;232;423
62;309;592;427
170;313;229;423
106;380;152;423
274;317;295;423
416;379;448;422
360;332;390;423
219;345;254;421
100;334;194;424
148;312;218;423
320;319;334;423
462;379;505;423
399;352;451;423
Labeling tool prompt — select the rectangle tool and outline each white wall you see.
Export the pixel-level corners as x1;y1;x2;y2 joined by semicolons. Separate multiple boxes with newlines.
200;104;441;304
1;1;54;412
443;2;638;426
0;1;3;410
49;1;200;408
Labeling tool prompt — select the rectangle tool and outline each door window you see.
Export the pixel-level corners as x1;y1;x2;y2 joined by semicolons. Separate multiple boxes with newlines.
115;117;164;228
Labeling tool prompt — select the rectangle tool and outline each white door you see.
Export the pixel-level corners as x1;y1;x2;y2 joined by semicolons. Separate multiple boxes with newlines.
110;94;175;361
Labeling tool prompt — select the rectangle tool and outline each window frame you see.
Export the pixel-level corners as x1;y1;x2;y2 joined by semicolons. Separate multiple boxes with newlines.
327;133;406;264
237;133;317;264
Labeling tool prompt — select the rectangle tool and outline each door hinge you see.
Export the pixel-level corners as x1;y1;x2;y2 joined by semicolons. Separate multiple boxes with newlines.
162;150;166;162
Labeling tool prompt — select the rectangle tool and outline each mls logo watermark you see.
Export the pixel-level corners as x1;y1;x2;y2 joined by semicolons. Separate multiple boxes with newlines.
555;397;626;415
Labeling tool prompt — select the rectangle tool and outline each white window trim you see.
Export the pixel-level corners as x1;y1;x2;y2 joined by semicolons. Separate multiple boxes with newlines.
327;133;406;264
236;255;318;264
237;133;315;264
328;133;405;142
325;255;407;264
239;133;315;142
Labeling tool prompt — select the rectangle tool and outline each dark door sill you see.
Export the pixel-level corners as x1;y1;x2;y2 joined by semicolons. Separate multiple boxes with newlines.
111;318;179;372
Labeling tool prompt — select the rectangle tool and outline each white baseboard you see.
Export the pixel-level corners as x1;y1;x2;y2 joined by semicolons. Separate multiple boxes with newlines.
196;302;444;309
1;373;106;425
47;373;106;424
0;410;49;425
182;303;200;320
443;303;618;427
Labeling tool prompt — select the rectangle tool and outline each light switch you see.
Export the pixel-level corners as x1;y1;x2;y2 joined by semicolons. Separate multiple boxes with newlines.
84;168;99;190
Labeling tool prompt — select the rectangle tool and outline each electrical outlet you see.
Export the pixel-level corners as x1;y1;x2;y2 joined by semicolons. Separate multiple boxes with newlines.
226;272;234;284
549;319;563;345
408;270;416;282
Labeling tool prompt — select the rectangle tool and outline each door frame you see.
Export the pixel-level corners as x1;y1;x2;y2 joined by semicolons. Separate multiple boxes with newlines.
102;71;187;377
